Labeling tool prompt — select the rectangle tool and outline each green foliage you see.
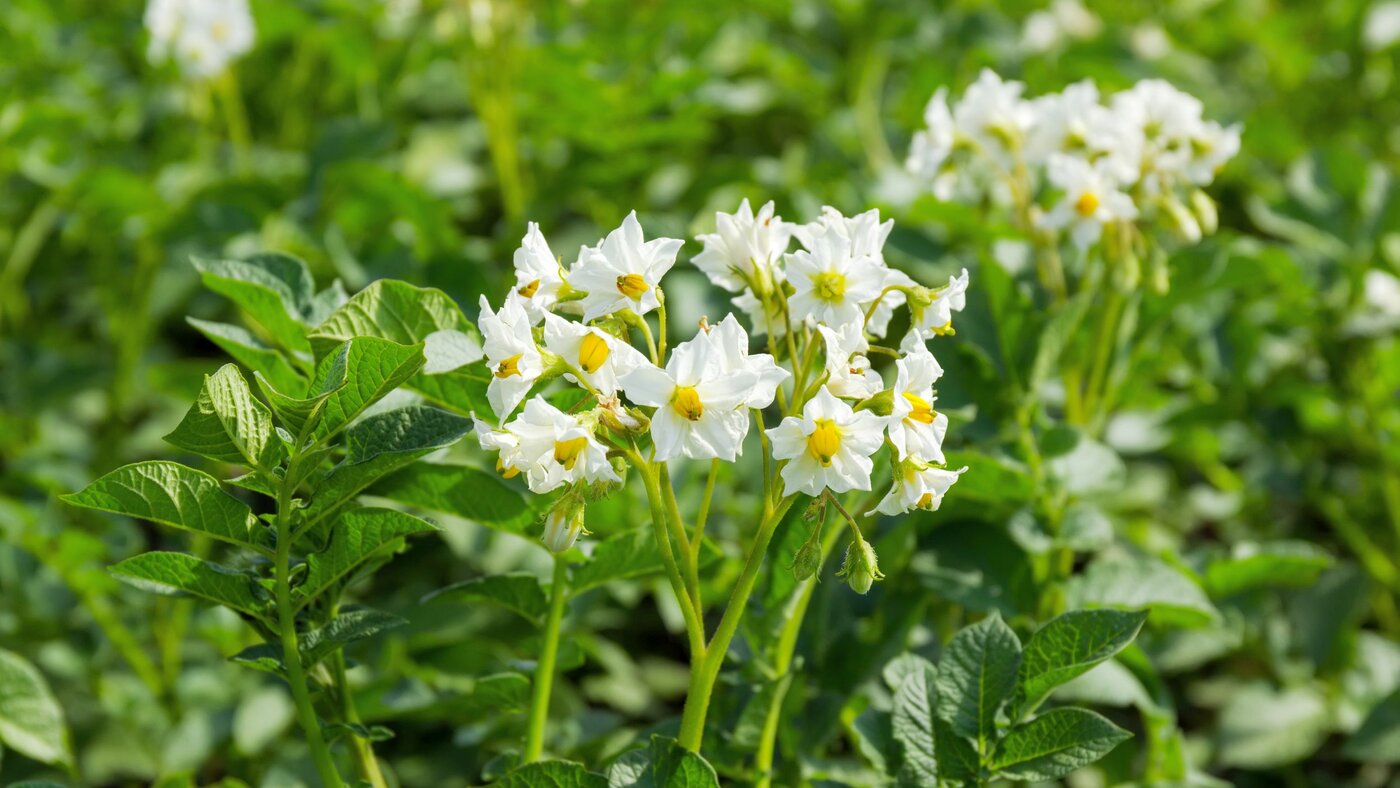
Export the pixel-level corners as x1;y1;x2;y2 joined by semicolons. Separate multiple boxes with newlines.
0;650;72;768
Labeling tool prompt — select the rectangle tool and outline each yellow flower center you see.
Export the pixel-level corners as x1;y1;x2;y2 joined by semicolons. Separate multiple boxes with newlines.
496;458;520;479
931;321;955;337
211;21;229;41
616;273;650;299
903;393;935;424
811;272;847;302
917;492;937;509
517;279;541;298
1075;191;1100;217
553;437;588;470
578;333;611;374
495;354;524;378
672;386;704;421
807;419;841;467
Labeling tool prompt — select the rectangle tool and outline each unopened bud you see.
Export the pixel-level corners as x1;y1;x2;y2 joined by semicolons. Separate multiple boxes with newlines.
1163;197;1202;244
855;389;894;417
542;501;586;553
802;496;828;523
1189;189;1218;236
792;538;822;582
837;538;884;595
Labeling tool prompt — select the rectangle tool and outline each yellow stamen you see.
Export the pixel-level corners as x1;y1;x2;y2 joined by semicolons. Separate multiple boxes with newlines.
497;458;520;479
811;272;847;302
1075;191;1100;217
553;437;588;470
518;279;541;298
495;354;524;378
807;419;841;467
672;386;704;421
903;393;935;424
578;333;611;374
616;273;650;299
211;21;229;41
917;492;936;509
931;321;955;337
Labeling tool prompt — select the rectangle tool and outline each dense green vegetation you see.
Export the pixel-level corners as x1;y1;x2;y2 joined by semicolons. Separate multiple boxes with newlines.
1;1;1398;786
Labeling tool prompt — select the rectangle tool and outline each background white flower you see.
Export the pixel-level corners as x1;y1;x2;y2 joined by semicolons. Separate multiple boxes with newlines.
1041;155;1139;248
145;0;255;79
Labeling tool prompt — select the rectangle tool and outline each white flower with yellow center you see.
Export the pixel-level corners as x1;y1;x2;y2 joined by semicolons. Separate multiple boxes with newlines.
511;222;566;323
786;229;887;330
505;397;619;494
708;314;789;408
474;419;524;480
816;323;882;400
620;329;760;462
479;295;542;421
953;69;1035;164
767;387;885;496
887;346;948;463
541;313;648;397
569;211;683;323
794;207;911;338
1041;154;1138;249
911;268;971;339
693;199;792;294
145;0;256;79
870;460;967;516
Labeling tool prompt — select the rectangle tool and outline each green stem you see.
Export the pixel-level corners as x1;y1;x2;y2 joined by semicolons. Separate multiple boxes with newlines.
332;650;388;788
677;495;797;751
0;194;63;327
275;465;345;788
634;454;706;659
215;70;252;173
524;555;569;763
1081;285;1124;429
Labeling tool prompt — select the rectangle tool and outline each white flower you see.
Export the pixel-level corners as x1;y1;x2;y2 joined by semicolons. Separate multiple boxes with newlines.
786;225;888;330
911;268;970;338
619;329;760;462
541;313;648;397
505;397;619;494
816;323;883;400
767;387;885;496
707;314;789;408
692;199;791;294
731;289;788;338
1111;79;1204;189
1041;155;1139;248
511;222;566;323
1183;120;1242;185
907;88;962;200
1026;80;1139;182
887;346;948;463
542;505;586;553
871;461;967;516
953;69;1035;163
145;0;255;79
794;207;912;338
568;211;683;322
1364;270;1400;320
479;295;542;421
474;419;523;479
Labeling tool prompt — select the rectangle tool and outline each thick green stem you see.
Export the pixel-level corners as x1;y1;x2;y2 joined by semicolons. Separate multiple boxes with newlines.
633;455;706;660
332;650;388;788
677;495;797;751
524;555;569;763
275;471;345;788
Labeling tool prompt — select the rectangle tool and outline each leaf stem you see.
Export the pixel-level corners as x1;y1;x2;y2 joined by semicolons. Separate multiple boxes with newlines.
275;457;345;788
331;649;388;788
524;554;569;763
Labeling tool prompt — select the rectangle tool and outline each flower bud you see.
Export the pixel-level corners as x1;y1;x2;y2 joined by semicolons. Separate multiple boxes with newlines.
1163;197;1202;243
1189;189;1218;236
791;537;822;582
542;501;586;553
855;389;894;417
801;496;828;523
837;538;885;595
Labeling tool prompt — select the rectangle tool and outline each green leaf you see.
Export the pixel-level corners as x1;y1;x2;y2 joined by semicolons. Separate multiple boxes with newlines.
990;708;1131;781
1011;609;1148;721
573;529;709;594
296;507;438;607
253;342;350;440
606;735;720;787
934;718;980;783
422;328;484;373
1067;556;1219;628
501;761;608;788
426;573;548;622
935;612;1022;741
62;461;265;552
164;364;282;470
187;318;306;394
110;552;268;619
369;462;538;535
891;659;939;785
1204;541;1333;597
311;337;426;441
1216;684;1330;769
0;649;71;767
229;644;283;677
299;407;474;531
407;366;494;420
308;279;476;357
194;254;315;354
301;608;408;665
1346;688;1400;763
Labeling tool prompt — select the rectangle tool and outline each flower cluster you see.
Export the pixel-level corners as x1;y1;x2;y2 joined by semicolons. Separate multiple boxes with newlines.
907;70;1241;249
144;0;255;79
472;203;970;561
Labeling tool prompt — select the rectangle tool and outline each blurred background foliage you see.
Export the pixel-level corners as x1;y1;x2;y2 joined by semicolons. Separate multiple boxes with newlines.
1;0;1399;785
